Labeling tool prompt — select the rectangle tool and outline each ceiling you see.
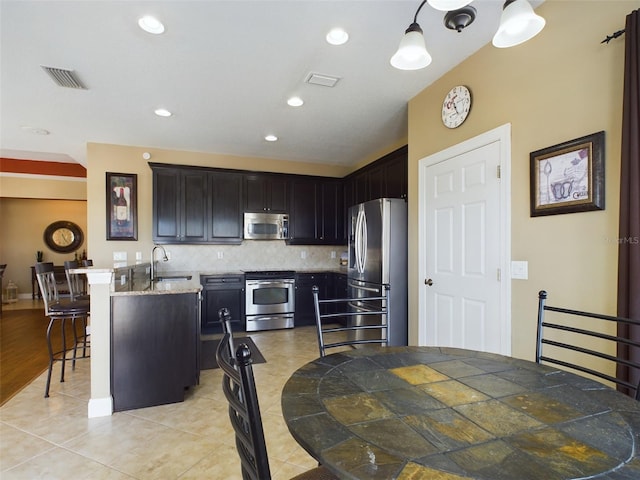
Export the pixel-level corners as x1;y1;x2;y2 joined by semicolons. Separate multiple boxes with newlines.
0;1;543;169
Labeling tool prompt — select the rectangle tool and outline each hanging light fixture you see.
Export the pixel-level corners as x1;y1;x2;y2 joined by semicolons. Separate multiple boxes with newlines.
492;0;546;48
390;0;432;70
391;0;545;71
427;0;473;11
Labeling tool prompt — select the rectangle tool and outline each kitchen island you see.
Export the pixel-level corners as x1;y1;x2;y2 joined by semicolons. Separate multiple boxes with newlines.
111;271;202;412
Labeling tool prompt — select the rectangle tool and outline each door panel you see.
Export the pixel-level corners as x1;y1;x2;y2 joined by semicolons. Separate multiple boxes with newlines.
422;139;504;354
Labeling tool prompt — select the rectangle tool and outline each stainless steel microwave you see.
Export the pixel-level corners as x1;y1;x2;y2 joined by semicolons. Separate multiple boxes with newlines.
244;212;289;240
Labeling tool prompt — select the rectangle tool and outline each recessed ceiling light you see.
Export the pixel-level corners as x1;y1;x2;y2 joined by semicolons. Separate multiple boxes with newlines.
326;28;349;45
287;96;304;107
265;134;278;142
154;108;172;117
138;16;165;34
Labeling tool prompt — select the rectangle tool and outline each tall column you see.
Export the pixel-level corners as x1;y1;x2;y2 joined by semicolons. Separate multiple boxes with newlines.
81;269;114;417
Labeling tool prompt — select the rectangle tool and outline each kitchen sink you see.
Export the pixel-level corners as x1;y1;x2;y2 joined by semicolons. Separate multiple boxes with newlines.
154;275;193;282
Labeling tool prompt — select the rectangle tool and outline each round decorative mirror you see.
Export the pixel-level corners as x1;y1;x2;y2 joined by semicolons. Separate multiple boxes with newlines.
43;221;84;253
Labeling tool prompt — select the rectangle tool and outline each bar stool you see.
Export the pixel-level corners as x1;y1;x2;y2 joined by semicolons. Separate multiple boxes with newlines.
64;260;90;359
35;262;90;397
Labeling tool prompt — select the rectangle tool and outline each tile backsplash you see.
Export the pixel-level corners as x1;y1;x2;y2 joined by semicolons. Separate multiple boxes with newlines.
154;241;346;274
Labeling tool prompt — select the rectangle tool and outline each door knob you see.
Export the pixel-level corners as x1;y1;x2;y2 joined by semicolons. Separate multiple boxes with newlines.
425;278;434;286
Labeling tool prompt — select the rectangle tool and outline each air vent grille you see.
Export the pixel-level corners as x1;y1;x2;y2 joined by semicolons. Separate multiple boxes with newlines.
305;72;340;88
41;66;87;89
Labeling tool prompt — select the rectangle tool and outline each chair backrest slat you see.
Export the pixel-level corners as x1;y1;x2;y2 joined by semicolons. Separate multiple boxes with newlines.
35;262;59;315
313;284;389;357
536;290;640;401
64;260;89;301
216;333;271;480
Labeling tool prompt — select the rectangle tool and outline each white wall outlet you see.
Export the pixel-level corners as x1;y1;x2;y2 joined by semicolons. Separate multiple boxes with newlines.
331;251;336;259
511;261;529;280
301;251;307;259
217;251;224;259
113;251;127;261
135;251;142;261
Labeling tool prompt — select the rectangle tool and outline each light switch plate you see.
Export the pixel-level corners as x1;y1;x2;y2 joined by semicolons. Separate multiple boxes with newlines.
511;261;528;280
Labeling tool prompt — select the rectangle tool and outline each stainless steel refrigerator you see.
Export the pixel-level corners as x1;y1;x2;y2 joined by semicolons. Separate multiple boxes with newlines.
347;198;407;346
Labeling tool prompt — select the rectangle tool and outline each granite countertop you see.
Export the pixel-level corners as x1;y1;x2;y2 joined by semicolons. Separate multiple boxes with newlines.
282;346;640;480
111;271;202;296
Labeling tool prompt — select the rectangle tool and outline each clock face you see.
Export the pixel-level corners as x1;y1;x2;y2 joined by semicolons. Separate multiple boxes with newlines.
43;221;84;253
442;85;471;128
52;228;74;247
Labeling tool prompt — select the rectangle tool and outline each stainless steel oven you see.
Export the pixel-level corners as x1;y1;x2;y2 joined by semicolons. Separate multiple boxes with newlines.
245;271;295;331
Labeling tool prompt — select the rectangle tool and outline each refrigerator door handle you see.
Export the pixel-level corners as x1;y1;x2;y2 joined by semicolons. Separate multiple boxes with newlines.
355;207;367;274
354;207;364;273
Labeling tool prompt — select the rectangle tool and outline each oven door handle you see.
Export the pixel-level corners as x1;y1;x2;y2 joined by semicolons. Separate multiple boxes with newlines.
247;280;294;286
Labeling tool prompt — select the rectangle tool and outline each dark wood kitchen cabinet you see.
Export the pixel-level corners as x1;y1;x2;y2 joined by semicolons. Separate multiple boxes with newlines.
244;173;289;212
208;171;244;243
200;274;245;334
151;165;208;243
111;292;200;412
288;177;344;245
295;272;328;326
345;145;408;205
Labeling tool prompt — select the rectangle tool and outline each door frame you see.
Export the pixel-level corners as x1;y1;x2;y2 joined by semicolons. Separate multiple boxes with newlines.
417;124;512;354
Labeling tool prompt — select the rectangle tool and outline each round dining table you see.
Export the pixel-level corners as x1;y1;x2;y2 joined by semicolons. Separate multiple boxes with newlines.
281;346;640;480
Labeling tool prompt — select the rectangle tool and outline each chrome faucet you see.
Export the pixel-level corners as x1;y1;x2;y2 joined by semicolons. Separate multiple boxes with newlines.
150;244;169;280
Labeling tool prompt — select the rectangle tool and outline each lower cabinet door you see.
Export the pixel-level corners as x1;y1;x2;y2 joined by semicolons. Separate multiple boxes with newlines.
200;275;245;334
111;293;198;412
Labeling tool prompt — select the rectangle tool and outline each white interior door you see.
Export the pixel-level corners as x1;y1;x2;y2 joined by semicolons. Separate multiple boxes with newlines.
418;125;511;355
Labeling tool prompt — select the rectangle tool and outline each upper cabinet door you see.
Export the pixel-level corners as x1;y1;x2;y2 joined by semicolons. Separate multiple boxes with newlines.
209;171;243;243
288;178;318;243
153;168;181;241
181;171;208;242
151;165;207;243
382;147;408;200
319;179;344;244
244;174;289;212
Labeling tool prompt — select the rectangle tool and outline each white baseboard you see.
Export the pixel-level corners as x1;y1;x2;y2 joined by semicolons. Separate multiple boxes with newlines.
88;397;113;418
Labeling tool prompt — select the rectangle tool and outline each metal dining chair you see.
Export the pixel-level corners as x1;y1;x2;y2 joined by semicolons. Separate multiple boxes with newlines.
215;332;337;480
312;284;390;357
537;290;640;401
35;262;90;397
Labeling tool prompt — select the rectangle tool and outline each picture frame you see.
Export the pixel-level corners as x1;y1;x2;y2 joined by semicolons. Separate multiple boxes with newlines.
106;172;138;240
530;131;605;217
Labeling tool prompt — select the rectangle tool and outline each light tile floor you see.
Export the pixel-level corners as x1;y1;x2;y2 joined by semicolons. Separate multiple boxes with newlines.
0;306;324;480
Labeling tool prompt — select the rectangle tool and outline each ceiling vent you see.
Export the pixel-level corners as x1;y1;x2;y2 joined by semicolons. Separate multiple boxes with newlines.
305;72;340;88
41;66;87;89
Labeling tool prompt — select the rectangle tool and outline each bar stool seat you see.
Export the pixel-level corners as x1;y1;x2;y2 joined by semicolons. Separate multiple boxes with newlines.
35;262;91;397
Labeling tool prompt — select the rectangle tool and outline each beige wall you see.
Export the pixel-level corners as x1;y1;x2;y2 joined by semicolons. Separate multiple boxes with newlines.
0;197;88;295
407;0;631;361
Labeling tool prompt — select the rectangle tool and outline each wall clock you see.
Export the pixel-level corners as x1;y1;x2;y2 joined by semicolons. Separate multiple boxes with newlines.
442;85;472;128
43;221;84;253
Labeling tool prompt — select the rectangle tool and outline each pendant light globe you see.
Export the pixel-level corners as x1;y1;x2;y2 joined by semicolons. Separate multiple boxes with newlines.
390;23;432;70
427;0;473;12
492;0;545;48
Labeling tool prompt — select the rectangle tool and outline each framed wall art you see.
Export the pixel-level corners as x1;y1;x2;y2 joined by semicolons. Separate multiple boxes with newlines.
106;172;138;240
530;131;605;217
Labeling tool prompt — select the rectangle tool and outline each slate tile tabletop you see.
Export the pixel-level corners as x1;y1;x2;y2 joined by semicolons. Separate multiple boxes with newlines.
282;346;640;480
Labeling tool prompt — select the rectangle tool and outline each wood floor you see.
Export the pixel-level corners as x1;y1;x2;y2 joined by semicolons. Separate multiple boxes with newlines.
0;308;86;405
